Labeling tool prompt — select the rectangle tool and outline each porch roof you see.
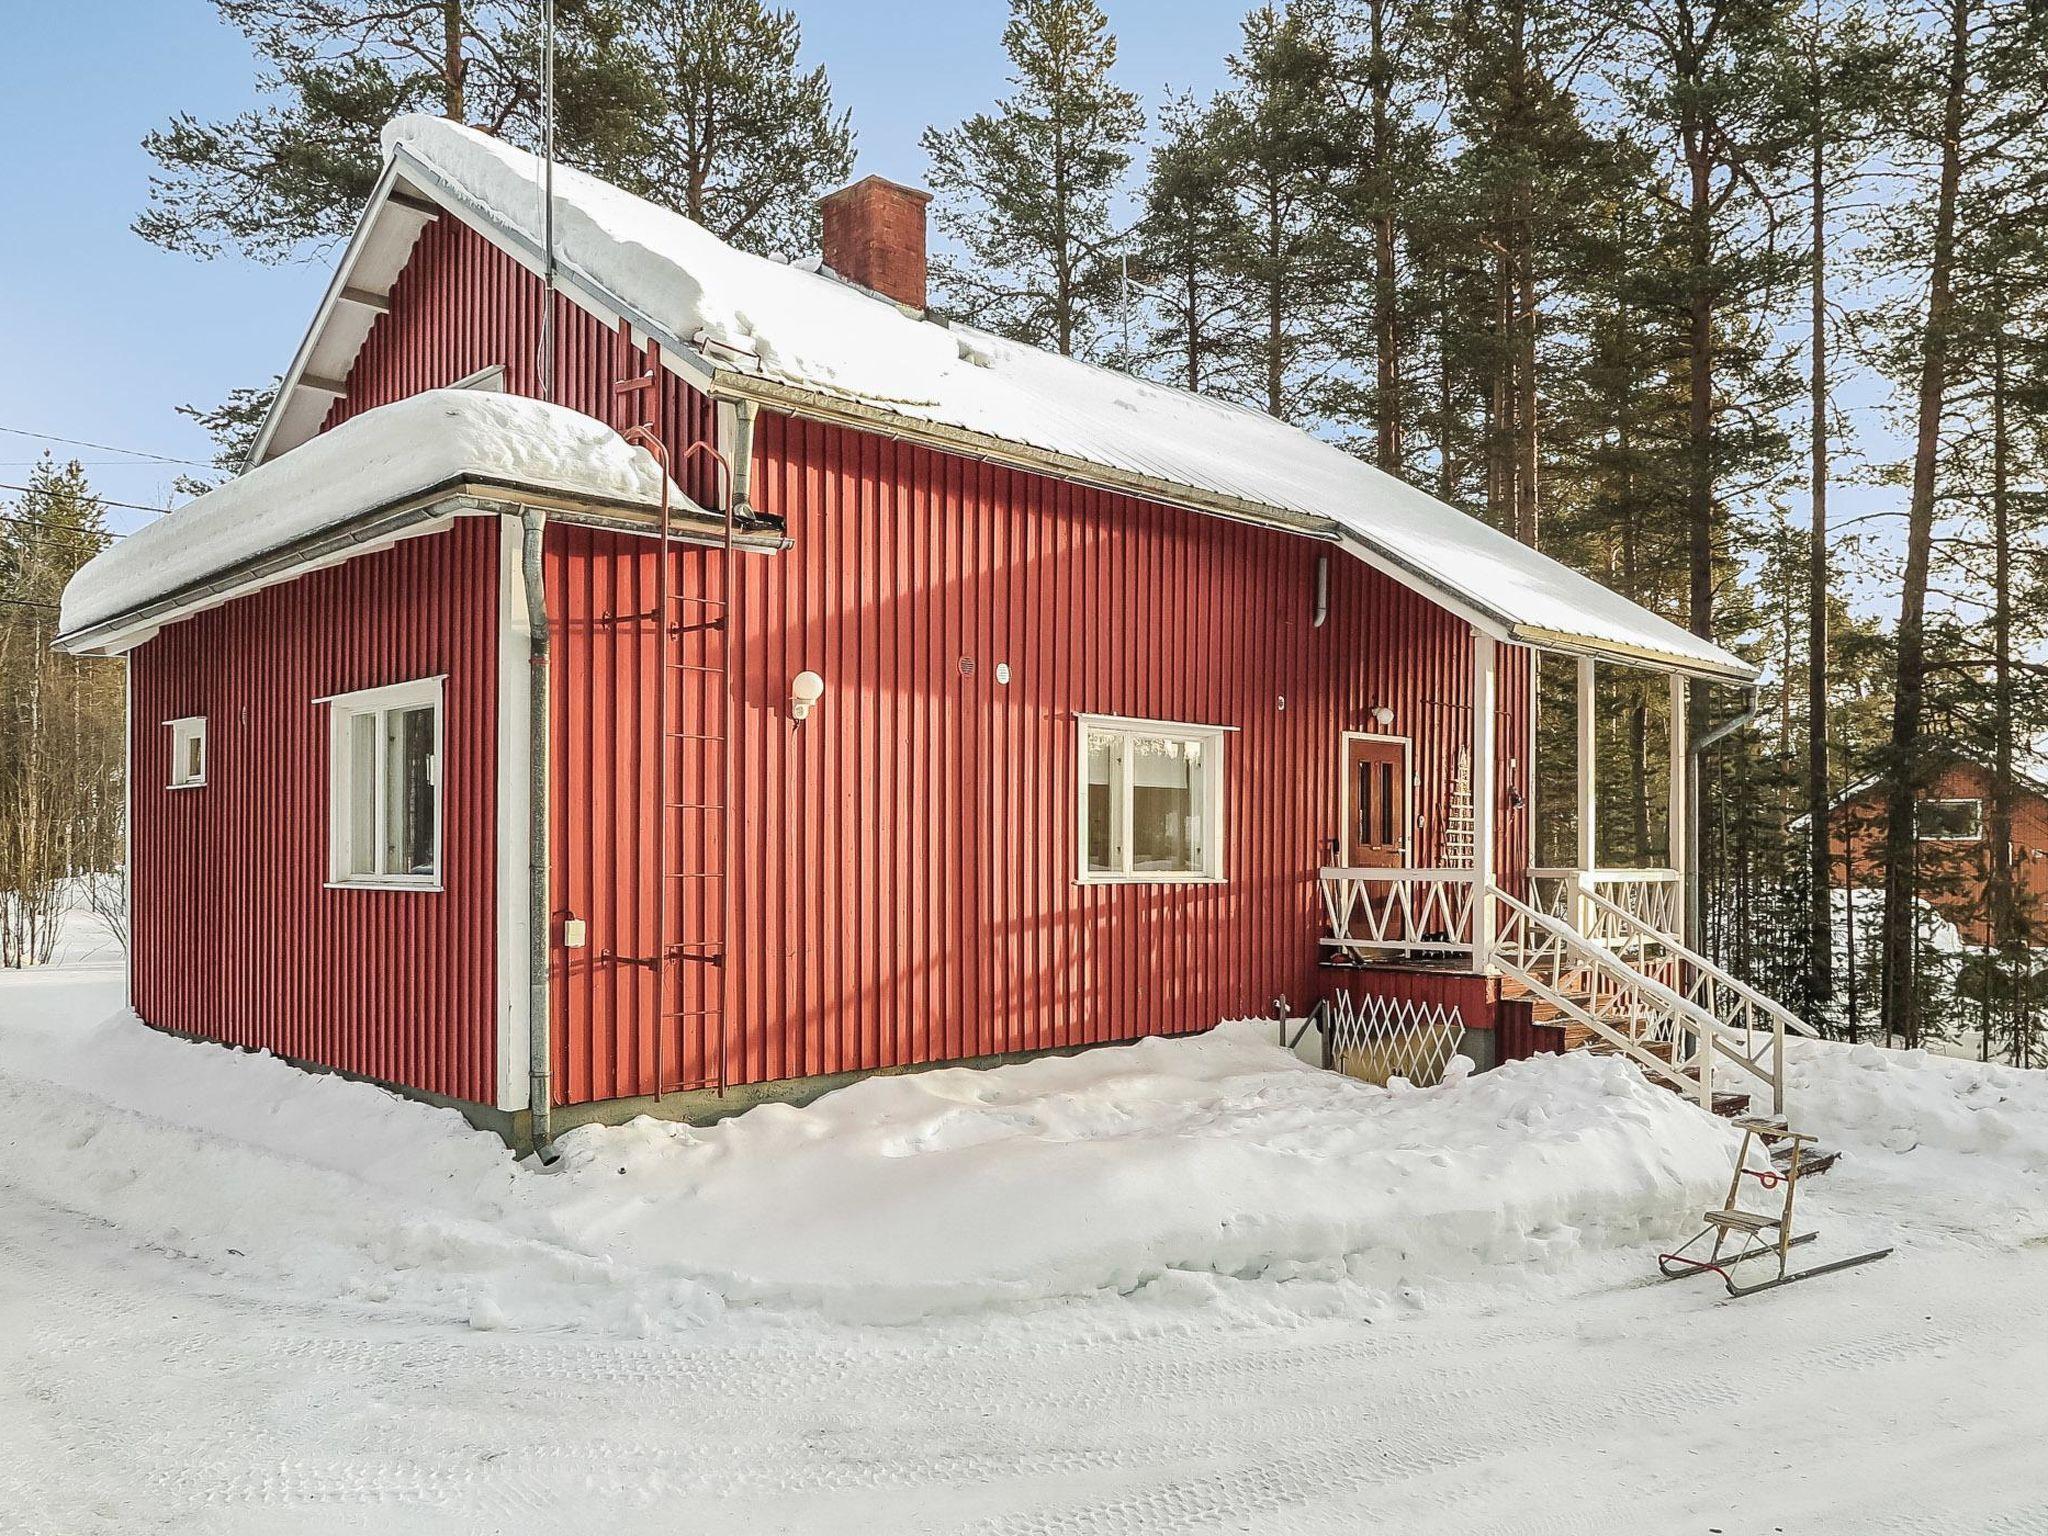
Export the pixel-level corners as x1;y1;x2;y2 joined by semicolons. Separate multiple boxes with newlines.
248;115;1758;685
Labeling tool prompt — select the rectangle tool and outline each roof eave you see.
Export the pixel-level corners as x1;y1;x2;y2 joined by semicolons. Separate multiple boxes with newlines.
703;367;1756;683
55;477;773;657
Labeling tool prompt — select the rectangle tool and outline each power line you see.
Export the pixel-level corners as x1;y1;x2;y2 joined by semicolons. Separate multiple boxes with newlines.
0;511;127;540
0;424;215;469
0;596;60;614
0;482;172;516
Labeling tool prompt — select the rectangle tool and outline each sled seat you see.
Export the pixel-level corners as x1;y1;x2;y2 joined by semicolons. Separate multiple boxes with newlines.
1703;1208;1782;1234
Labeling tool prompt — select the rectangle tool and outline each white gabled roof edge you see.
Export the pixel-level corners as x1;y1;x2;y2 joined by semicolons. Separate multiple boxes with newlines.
248;115;1758;684
61;390;722;655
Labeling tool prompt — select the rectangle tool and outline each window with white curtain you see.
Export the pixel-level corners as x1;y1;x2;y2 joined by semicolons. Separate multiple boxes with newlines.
1079;715;1228;882
323;677;443;888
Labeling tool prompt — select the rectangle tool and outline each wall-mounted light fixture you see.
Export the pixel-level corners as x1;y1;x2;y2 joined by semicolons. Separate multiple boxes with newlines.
1370;704;1395;728
791;670;825;722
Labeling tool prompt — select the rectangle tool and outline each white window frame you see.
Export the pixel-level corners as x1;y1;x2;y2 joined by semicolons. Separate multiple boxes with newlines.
320;676;446;891
1917;797;1983;843
1076;713;1232;885
165;716;207;789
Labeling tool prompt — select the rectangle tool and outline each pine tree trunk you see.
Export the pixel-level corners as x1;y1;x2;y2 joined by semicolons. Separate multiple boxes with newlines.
1806;12;1834;1009
441;0;466;122
1514;247;1539;548
1368;0;1403;471
1882;0;1968;1051
1989;291;2017;1062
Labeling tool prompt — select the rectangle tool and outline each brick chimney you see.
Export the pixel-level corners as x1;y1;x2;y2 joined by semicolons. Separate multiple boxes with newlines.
819;176;933;312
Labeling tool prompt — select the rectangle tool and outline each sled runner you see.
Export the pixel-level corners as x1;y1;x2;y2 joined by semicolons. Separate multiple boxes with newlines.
1657;1118;1891;1297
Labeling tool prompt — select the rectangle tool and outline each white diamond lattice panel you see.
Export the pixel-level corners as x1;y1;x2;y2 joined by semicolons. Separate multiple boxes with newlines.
1327;992;1467;1087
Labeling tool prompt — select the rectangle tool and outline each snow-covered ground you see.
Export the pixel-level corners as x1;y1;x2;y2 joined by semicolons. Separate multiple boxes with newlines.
3;944;2046;1533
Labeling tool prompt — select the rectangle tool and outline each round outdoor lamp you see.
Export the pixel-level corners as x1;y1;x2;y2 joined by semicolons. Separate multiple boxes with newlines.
791;670;825;722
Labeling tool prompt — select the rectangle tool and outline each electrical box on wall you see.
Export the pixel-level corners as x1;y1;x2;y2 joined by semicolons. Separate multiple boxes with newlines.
562;918;587;949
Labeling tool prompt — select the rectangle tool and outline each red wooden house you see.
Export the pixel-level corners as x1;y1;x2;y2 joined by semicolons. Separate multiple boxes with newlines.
59;116;1805;1147
1825;750;2048;946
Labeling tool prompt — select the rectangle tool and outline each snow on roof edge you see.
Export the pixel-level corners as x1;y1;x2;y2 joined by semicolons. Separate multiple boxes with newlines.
59;391;684;643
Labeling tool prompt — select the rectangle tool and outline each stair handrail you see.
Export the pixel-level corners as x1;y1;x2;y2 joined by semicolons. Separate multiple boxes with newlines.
1576;883;1818;1039
1573;883;1804;1114
1489;885;1727;1106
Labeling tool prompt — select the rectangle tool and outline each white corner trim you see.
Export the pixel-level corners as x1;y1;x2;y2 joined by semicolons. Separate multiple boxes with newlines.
494;520;533;1113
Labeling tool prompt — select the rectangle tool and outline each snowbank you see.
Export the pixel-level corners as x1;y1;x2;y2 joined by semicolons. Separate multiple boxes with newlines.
59;390;682;637
0;983;1739;1330
540;1027;1735;1321
380;114;1748;679
1787;1037;2048;1171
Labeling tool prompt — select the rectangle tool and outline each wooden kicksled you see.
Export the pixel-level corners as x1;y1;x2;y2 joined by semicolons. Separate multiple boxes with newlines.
1658;1118;1892;1298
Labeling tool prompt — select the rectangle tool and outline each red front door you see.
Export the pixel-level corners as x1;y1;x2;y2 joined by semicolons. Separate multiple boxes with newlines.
1344;736;1408;867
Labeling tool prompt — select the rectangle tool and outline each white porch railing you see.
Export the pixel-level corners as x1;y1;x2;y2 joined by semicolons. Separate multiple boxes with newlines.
1527;866;1683;944
1317;863;1801;1114
1489;887;1719;1107
1574;883;1816;1114
1318;867;1478;958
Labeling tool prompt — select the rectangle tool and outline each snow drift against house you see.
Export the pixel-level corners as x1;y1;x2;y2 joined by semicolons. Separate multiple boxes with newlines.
378;114;1750;680
59;390;682;638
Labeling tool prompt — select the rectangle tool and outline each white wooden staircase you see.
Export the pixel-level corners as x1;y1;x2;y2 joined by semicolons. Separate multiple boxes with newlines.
1320;868;1819;1116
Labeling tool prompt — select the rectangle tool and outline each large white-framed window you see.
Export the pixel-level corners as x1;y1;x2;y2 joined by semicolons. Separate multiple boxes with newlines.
1078;714;1231;884
165;716;207;789
321;676;445;889
1917;798;1983;842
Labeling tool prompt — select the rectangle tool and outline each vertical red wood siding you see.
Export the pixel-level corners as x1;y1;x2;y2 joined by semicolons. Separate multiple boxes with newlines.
320;215;1537;1105
126;521;500;1102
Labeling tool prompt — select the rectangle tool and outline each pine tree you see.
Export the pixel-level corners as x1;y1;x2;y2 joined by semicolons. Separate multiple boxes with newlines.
1784;0;1890;1018
922;0;1144;357
595;0;854;255
1319;0;1441;469
1438;0;1618;545
1205;1;1353;421
0;460;122;967
174;381;282;489
1613;1;1804;687
137;1;647;261
1134;95;1240;390
1868;0;2048;1047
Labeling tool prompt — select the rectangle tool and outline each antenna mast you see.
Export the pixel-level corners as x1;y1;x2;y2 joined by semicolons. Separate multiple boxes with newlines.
536;0;558;401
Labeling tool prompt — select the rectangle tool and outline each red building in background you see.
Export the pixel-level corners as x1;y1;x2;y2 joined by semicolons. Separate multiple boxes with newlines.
1827;753;2048;946
60;116;1777;1146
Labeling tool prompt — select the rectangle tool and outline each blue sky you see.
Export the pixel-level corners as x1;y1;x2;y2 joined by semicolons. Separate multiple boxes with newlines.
0;1;1248;533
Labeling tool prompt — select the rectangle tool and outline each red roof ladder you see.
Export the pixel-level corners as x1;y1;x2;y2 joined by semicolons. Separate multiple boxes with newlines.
614;322;739;1100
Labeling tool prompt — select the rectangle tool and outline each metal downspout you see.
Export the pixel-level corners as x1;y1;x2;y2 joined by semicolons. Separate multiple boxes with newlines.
1686;685;1761;954
521;507;555;1159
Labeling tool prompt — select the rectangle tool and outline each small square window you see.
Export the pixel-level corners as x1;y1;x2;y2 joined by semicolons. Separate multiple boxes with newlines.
165;717;206;789
324;678;443;887
1078;716;1227;883
1916;798;1982;842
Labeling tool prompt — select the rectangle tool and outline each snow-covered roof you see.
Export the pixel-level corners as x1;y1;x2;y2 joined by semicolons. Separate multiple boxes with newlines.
59;390;687;645
255;114;1754;681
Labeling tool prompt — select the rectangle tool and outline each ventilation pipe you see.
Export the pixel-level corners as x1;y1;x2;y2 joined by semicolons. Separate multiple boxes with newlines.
1313;555;1329;628
520;507;555;1159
